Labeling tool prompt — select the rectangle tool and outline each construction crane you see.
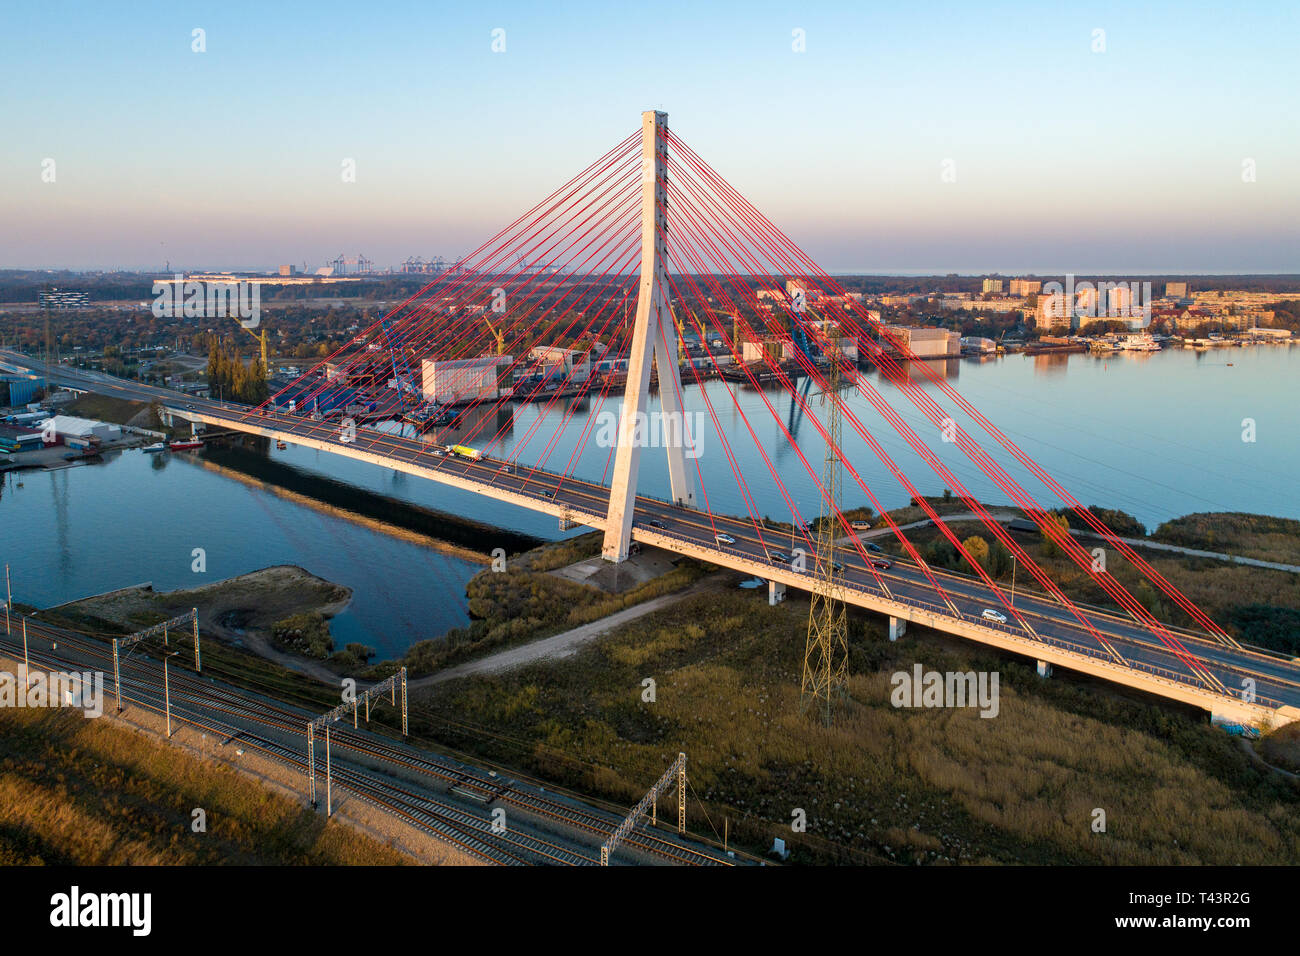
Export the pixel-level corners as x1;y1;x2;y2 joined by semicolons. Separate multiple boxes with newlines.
669;305;690;365
237;320;270;378
483;314;507;355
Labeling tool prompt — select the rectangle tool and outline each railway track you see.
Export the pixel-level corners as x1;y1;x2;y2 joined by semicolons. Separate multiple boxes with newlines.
0;618;737;866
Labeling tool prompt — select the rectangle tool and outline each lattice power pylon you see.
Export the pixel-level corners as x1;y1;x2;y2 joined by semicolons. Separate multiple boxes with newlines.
802;347;849;723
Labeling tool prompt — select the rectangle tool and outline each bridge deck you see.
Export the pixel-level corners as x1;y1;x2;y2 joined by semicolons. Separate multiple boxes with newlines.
9;350;1298;730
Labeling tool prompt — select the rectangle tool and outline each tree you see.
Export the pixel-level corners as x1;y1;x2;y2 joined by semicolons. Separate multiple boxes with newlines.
988;540;1012;578
1134;581;1167;621
962;535;990;571
1041;513;1070;557
923;538;959;571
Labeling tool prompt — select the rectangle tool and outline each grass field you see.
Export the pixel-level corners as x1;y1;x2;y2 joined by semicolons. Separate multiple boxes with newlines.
0;707;407;865
64;394;168;432
411;587;1300;865
1153;513;1300;566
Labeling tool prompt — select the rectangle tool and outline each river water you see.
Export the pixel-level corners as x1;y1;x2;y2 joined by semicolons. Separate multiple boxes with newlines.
1;344;1295;657
0;450;481;659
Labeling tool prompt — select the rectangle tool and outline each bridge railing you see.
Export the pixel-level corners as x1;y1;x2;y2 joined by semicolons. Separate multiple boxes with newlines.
652;527;1286;711
918;558;1295;665
200;403;1287;711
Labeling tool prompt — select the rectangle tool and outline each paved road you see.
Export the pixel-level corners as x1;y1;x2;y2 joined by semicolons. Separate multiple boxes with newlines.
10;350;1300;712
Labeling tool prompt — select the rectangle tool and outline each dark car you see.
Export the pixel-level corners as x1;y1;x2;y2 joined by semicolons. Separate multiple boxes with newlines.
865;543;885;555
648;519;665;529
768;550;790;564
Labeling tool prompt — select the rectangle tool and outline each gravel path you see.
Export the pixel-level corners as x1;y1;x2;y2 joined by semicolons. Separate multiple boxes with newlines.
411;577;720;689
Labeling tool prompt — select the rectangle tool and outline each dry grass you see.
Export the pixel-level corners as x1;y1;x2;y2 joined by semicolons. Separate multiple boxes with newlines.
520;531;605;572
1154;513;1300;565
65;394;156;429
0;708;407;865
413;588;1300;865
1258;723;1300;774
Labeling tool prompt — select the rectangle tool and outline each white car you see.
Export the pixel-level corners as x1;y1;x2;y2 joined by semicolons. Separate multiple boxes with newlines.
981;608;1008;624
715;533;736;545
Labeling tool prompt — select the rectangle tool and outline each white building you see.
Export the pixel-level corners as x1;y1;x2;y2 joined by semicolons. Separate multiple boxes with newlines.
1036;294;1072;330
1107;284;1132;315
39;415;122;443
881;325;961;358
741;337;792;362
421;356;511;405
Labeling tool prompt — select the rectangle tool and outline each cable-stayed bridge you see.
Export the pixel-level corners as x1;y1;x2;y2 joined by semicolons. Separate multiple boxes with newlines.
12;111;1299;731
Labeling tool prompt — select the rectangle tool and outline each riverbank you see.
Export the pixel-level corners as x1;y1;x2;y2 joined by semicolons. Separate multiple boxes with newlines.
14;390;543;559
364;533;711;682
47;565;356;682
38;533;712;689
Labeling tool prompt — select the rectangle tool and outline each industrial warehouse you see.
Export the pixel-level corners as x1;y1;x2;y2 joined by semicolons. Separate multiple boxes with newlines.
0;386;138;468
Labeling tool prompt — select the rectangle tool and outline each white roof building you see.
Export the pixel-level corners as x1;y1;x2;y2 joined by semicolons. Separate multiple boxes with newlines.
39;415;122;442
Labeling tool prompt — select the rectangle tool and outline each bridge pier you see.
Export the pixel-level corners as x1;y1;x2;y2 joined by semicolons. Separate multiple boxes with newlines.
1036;660;1053;678
889;616;906;642
1210;706;1267;736
768;580;785;605
601;110;696;564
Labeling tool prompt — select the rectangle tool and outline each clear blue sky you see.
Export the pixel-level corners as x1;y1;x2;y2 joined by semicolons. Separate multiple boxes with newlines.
2;0;1297;273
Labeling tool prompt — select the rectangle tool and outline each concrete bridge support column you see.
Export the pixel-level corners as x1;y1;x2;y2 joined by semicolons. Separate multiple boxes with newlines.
768;580;785;605
889;616;906;642
601;110;696;564
1210;708;1260;736
1036;660;1053;678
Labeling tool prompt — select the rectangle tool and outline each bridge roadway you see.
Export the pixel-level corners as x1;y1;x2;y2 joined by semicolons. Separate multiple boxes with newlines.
8;350;1299;729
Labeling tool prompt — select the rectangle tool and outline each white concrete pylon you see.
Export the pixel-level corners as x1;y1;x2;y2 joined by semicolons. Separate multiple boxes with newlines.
602;110;696;562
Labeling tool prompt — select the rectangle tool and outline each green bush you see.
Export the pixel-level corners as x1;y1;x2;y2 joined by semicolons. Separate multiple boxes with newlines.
329;642;376;670
1079;506;1146;538
270;612;334;658
1229;605;1300;655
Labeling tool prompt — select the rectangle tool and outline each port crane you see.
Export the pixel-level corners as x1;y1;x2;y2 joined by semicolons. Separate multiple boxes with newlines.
483;314;507;355
236;319;271;378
